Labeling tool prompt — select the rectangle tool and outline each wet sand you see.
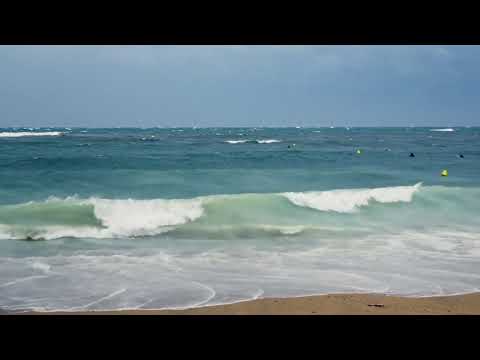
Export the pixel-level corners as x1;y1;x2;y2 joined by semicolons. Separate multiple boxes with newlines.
12;292;480;315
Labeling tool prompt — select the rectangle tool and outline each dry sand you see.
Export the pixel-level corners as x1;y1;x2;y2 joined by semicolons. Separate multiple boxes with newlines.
12;292;480;315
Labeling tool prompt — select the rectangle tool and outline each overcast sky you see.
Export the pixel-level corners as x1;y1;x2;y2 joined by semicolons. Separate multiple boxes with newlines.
0;45;479;127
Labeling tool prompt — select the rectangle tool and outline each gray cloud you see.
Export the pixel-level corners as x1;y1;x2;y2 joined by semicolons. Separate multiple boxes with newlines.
0;45;479;127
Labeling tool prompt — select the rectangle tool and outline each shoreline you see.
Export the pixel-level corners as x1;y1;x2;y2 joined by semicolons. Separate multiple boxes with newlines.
9;292;480;315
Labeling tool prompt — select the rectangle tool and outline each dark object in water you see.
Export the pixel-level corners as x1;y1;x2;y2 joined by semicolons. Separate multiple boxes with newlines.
459;154;464;158
24;235;44;241
409;153;415;157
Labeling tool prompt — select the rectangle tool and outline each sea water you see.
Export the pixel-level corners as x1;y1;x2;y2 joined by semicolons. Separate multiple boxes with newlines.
1;127;480;311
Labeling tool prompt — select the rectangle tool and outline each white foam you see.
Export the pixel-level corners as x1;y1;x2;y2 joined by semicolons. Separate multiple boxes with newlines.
88;198;204;237
0;275;49;288
258;225;305;235
0;197;206;240
69;288;127;310
256;139;281;144
3;224;480;312
31;262;51;273
225;140;249;144
430;128;455;132
0;131;64;138
283;183;422;213
225;139;282;144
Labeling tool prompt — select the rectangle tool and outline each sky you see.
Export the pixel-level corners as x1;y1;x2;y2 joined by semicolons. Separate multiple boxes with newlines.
0;45;479;128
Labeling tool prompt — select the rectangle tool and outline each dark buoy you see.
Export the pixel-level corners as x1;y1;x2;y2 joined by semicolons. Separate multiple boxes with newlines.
409;152;415;157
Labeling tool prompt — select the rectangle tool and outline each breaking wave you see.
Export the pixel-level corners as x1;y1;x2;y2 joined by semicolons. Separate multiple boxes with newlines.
0;131;64;138
1;183;478;240
283;183;422;213
429;128;455;132
224;139;282;144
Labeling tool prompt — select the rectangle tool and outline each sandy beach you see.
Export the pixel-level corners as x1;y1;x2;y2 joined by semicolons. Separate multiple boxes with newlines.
11;292;480;315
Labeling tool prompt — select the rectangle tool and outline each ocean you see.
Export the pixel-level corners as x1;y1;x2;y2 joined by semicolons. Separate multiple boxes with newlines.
1;126;479;312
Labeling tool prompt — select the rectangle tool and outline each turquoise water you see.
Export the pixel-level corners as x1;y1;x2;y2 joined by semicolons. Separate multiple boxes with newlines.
1;127;480;311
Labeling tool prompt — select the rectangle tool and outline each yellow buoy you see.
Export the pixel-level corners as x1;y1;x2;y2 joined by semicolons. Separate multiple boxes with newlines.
356;149;362;154
441;169;448;177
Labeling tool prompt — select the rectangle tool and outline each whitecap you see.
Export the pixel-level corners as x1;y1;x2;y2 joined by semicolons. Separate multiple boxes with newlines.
256;139;281;144
0;131;64;138
225;140;249;144
283;183;422;213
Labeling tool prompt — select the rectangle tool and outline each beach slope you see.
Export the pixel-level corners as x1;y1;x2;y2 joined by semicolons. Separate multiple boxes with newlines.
17;293;480;315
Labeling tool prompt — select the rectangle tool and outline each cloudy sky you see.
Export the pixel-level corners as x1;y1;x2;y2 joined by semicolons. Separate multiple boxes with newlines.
0;45;479;127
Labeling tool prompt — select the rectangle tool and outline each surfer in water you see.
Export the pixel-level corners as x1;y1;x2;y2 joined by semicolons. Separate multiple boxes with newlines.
409;152;415;157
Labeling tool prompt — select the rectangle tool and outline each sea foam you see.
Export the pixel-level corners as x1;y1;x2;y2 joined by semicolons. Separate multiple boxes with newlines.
0;183;428;240
225;140;249;144
224;139;281;144
0;131;64;138
256;139;281;144
283;183;422;213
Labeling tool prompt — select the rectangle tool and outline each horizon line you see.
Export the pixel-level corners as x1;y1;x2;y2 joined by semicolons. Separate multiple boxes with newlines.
0;125;474;129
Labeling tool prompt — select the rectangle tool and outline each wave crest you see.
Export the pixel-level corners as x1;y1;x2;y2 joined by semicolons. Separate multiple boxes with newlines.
224;139;282;144
0;184;428;240
88;198;204;237
256;139;281;144
0;197;204;240
0;131;64;138
225;140;249;144
283;183;422;213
